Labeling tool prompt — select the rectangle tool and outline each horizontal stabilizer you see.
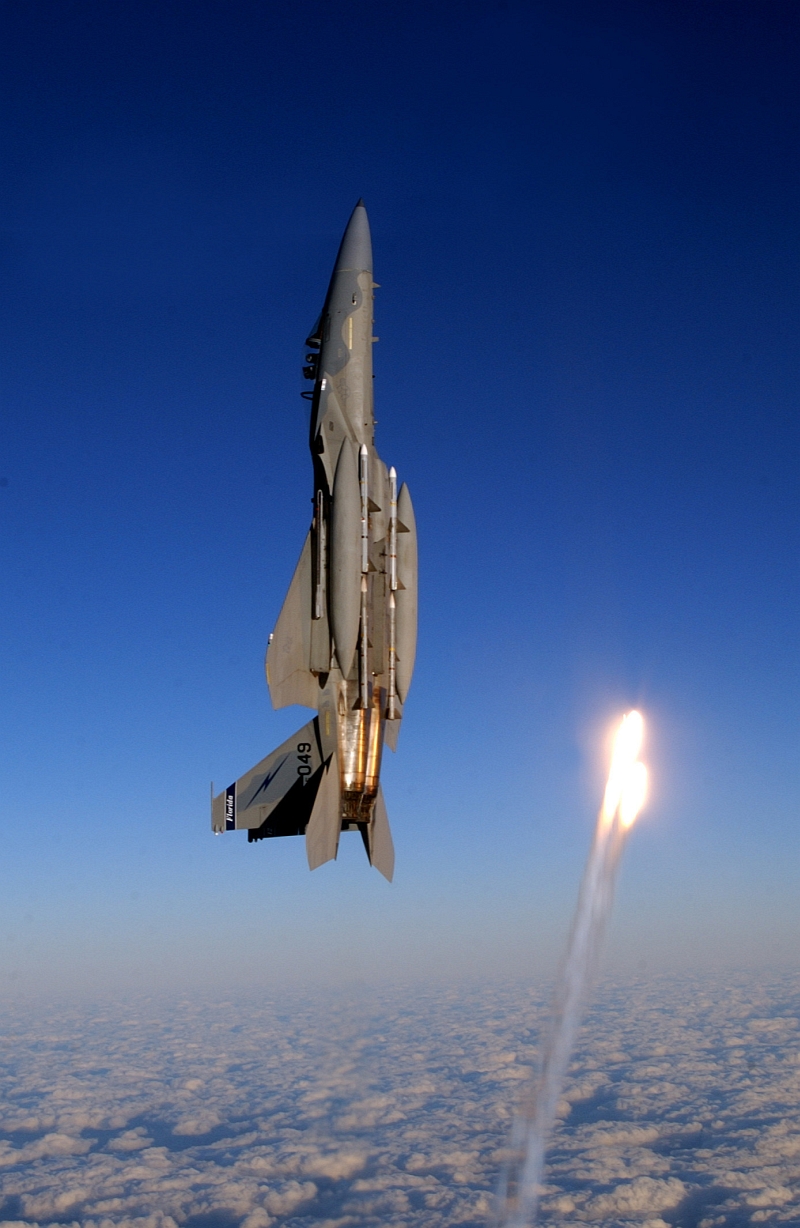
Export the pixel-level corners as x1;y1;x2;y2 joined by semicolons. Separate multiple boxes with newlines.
212;717;324;838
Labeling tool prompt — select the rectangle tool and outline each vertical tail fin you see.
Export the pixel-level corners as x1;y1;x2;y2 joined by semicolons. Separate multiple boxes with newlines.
305;754;342;870
366;787;395;882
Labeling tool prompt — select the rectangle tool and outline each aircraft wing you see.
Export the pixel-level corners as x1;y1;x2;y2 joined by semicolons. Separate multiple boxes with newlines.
265;531;319;710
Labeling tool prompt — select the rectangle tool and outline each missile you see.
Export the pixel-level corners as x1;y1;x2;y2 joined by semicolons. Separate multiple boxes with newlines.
211;202;418;881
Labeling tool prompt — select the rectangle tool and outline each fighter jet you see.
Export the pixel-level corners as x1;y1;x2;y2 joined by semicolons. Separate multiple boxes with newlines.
211;202;417;881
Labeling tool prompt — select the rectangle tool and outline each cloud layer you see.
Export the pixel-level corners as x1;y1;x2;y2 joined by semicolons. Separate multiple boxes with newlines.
0;973;798;1227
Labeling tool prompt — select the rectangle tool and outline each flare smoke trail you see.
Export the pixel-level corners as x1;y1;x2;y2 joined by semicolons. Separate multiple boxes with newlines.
494;712;648;1228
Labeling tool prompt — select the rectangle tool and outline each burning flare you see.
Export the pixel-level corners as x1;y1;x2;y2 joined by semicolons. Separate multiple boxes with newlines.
620;758;648;829
494;711;648;1228
601;709;646;828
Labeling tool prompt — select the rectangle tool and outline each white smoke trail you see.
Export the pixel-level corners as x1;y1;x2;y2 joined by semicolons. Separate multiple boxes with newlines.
493;712;647;1228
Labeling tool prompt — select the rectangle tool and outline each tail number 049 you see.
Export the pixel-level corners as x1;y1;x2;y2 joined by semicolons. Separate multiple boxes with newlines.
297;743;312;778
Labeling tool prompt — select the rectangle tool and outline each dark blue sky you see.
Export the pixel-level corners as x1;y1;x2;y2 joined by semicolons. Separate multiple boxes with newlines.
1;1;798;992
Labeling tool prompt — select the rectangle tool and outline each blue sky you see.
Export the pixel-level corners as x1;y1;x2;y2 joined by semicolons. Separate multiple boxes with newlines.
1;1;798;996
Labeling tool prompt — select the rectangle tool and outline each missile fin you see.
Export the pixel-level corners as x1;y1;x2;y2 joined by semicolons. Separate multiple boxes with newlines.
384;714;401;752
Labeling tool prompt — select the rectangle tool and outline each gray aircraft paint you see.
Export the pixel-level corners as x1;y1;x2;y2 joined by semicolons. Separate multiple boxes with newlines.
212;202;417;881
395;483;418;703
330;440;361;677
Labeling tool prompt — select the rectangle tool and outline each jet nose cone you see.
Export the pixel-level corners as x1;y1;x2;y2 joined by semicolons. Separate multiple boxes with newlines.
334;200;372;274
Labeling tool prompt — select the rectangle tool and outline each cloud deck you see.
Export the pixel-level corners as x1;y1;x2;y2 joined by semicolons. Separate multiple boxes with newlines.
0;974;798;1227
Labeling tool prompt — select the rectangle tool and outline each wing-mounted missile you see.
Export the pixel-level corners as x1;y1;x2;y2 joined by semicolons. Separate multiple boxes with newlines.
313;381;349;489
330;439;361;678
395;482;418;703
214;201;416;877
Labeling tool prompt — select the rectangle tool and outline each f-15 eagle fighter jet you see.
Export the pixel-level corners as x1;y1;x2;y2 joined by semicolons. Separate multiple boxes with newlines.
211;202;417;881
